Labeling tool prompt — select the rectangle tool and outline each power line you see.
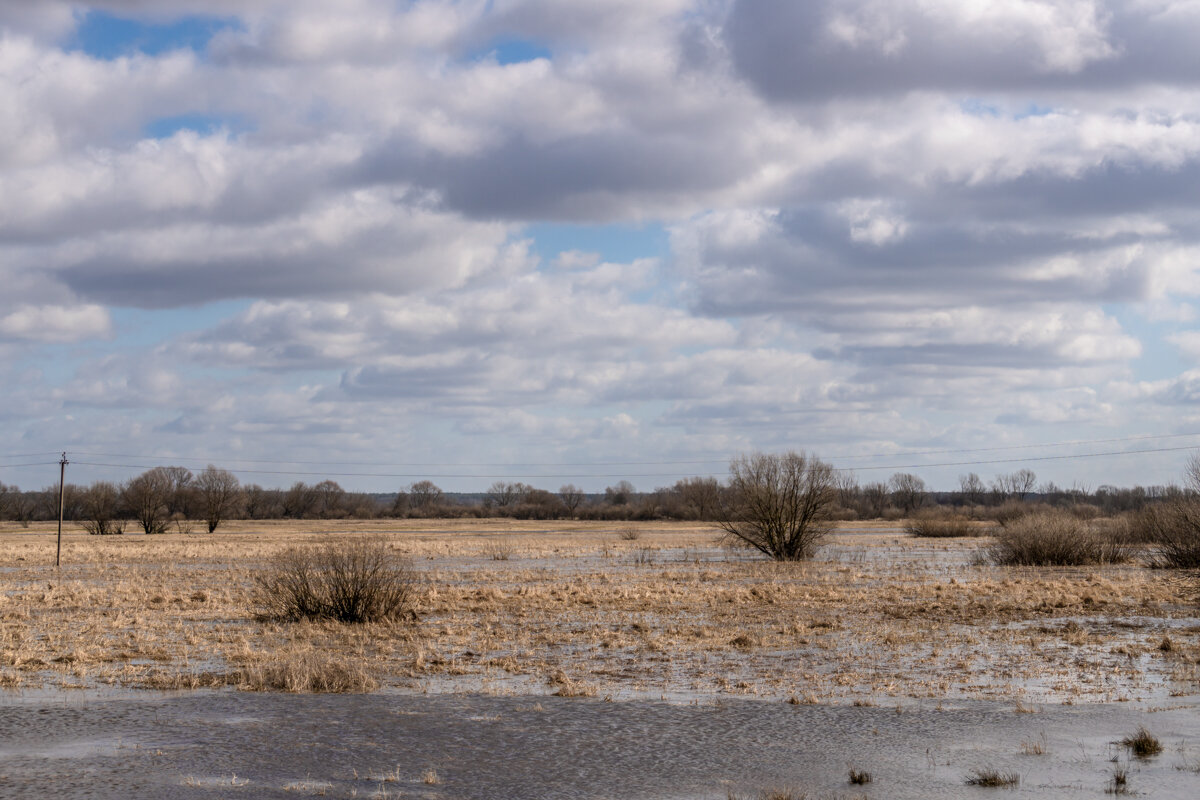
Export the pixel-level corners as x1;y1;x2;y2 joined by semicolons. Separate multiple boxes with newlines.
0;451;62;460
67;443;1200;481
832;444;1200;474
0;461;59;470
61;430;1200;469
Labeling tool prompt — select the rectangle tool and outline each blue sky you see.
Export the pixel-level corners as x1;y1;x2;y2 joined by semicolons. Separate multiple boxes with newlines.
4;1;1200;494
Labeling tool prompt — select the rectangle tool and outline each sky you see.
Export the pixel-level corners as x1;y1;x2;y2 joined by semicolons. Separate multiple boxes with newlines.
3;0;1200;494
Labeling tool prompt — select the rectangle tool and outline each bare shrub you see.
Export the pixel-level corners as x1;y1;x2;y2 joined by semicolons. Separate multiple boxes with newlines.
618;526;642;541
905;508;982;538
254;538;418;623
718;451;836;561
1132;499;1200;568
80;482;125;536
987;510;1125;566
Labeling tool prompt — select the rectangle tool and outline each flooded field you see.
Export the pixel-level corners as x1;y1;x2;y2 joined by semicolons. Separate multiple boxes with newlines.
1;519;1198;797
3;690;1200;799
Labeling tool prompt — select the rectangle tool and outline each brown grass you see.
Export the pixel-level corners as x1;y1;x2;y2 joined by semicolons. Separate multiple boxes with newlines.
0;519;1195;702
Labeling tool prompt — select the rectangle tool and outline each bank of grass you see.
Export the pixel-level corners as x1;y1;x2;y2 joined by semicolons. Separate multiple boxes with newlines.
986;510;1126;566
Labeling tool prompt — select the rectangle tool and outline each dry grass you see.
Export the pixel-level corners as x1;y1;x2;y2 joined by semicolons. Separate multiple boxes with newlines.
0;518;1196;702
965;768;1019;787
1121;726;1163;758
905;509;986;538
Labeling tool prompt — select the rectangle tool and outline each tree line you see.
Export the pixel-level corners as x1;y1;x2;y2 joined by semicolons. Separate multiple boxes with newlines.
0;461;1188;535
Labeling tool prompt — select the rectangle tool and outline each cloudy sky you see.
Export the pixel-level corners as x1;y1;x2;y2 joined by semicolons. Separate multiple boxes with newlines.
3;0;1200;493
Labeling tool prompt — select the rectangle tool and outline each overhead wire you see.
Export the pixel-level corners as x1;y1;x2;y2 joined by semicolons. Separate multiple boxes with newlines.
66;442;1200;481
60;430;1200;470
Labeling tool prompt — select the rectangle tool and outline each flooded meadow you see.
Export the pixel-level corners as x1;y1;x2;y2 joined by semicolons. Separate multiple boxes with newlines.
1;519;1198;797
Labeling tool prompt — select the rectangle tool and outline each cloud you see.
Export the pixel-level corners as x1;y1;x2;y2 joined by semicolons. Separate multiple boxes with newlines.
723;0;1200;101
0;304;111;343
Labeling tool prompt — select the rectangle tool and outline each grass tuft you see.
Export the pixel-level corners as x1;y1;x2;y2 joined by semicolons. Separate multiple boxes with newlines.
1121;726;1163;758
965;767;1019;787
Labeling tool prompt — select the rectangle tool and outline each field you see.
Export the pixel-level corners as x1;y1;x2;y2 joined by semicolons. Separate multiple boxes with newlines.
2;518;1197;704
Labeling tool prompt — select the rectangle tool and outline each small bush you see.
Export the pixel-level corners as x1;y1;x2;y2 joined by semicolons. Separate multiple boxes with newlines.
1133;499;1200;568
905;509;981;538
987;511;1125;566
618;526;642;541
254;538;417;623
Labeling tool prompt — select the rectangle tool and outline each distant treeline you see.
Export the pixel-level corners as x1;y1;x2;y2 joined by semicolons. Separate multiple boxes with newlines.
0;463;1191;534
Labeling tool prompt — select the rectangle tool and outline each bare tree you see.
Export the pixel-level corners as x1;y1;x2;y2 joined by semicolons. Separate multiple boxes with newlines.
81;482;125;535
833;470;858;511
123;468;175;534
717;451;836;561
408;480;443;515
559;484;585;517
888;472;927;514
313;480;345;519
862;482;889;518
1185;453;1200;494
959;472;985;505
283;482;320;518
0;482;12;521
605;480;636;506
675;476;722;520
992;469;1037;502
196;466;241;533
159;466;195;517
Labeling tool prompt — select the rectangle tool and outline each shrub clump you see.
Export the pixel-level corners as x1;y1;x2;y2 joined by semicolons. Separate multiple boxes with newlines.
254;538;418;623
1132;499;1200;568
905;508;982;538
987;510;1125;566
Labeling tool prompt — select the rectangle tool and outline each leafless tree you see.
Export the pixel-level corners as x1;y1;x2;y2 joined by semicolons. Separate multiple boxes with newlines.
992;469;1037;502
559;484;585;517
81;482;125;535
196;465;241;533
862;482;889;518
605;480;636;506
833;470;858;511
408;480;443;515
159;466;195;516
717;451;837;561
959;472;985;505
674;476;722;520
313;479;345;518
123;468;176;534
1185;453;1200;494
888;472;927;513
283;481;320;518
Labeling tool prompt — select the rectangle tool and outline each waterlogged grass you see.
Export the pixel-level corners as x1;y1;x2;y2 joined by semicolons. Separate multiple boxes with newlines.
0;519;1197;700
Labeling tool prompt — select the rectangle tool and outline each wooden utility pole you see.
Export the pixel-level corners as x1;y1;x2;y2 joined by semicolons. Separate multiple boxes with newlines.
56;452;68;568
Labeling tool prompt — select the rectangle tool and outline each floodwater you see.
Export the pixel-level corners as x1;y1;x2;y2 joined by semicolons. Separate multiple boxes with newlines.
3;690;1200;799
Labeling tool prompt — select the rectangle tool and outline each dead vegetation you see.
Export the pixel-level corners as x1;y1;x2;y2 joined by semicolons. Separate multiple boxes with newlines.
253;537;417;623
986;510;1126;566
0;518;1196;700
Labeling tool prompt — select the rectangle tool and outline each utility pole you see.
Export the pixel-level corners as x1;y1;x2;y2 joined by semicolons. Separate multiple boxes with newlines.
56;452;68;568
